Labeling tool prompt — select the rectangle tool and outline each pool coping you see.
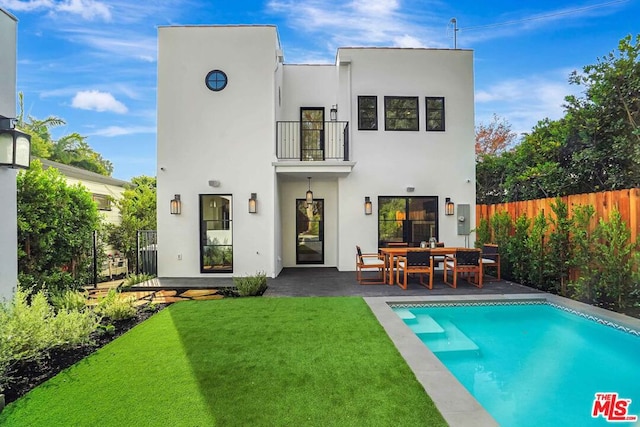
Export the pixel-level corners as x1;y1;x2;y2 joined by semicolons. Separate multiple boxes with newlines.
364;293;640;427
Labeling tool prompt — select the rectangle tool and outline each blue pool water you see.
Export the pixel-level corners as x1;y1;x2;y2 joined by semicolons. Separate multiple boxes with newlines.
394;303;640;427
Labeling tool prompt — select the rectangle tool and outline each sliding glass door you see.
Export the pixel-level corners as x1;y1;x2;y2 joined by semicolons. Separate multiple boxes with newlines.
378;196;438;246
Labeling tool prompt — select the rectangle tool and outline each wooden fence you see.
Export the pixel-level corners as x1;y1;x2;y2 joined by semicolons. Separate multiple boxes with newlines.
476;188;640;243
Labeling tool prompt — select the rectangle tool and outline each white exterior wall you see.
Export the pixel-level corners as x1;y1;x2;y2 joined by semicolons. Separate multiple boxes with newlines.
64;178;125;226
156;26;475;278
157;26;280;278
0;9;18;301
335;48;475;271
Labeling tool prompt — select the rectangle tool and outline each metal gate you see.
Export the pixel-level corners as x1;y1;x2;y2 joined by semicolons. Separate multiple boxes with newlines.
137;230;157;276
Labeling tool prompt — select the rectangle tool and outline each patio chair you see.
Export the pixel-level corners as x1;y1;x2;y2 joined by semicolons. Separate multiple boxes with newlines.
443;248;483;289
396;250;434;290
356;245;386;285
481;244;501;281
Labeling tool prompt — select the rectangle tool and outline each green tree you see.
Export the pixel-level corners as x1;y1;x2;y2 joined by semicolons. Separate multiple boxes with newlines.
107;176;157;270
17;160;100;291
16;93;114;176
548;198;572;295
476;35;640;204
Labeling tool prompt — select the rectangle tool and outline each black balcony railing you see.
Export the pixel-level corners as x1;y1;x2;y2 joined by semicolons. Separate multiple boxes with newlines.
276;121;349;161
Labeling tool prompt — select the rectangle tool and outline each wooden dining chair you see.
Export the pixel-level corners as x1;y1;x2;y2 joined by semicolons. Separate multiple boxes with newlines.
355;245;386;285
443;248;483;289
481;244;501;281
396;250;433;290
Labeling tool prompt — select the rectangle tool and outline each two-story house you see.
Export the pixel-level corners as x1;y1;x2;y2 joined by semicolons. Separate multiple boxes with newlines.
157;25;475;280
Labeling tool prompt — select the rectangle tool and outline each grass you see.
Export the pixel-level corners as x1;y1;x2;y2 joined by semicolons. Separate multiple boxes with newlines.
0;297;446;426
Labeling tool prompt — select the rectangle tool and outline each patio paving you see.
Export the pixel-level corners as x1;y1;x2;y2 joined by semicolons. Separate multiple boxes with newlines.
128;267;540;297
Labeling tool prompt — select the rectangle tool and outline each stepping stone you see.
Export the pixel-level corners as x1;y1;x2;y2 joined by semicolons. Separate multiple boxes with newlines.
155;290;177;297
133;299;150;307
180;289;219;297
119;291;154;300
152;296;187;303
190;295;224;301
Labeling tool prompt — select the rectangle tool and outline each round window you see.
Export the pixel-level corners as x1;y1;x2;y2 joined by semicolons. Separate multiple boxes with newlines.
205;70;228;91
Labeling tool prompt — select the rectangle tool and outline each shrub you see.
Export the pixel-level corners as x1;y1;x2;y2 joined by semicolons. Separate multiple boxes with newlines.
0;288;99;392
233;272;268;296
94;288;137;321
50;289;88;312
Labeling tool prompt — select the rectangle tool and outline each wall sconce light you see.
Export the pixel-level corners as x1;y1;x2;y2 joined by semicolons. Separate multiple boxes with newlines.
0;117;31;169
306;177;313;205
248;193;257;214
330;105;338;121
170;194;181;215
445;197;455;216
364;196;372;215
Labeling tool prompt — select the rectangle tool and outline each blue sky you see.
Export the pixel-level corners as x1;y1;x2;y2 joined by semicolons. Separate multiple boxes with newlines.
1;0;638;180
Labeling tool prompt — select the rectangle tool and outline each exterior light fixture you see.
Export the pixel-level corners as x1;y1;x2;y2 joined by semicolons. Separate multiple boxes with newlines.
0;117;31;169
330;105;338;121
364;196;372;215
445;197;454;216
248;193;257;213
170;194;181;215
306;177;313;205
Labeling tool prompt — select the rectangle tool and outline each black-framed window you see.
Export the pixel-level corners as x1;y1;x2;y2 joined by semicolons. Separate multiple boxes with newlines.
384;96;419;131
426;97;445;131
200;194;233;273
378;196;438;247
358;96;378;130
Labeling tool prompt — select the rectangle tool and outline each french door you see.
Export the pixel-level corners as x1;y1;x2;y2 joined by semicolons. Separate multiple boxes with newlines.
300;107;324;161
296;199;324;264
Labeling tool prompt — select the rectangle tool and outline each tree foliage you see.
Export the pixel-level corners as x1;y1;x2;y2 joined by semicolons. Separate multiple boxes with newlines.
107;176;157;270
477;35;640;204
475;114;517;156
17;93;113;176
17;160;100;291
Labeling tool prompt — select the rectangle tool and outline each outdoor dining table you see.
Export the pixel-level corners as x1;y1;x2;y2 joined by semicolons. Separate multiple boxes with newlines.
378;246;463;286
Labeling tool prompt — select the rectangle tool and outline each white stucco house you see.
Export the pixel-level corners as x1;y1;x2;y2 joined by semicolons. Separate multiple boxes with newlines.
157;25;475;280
0;8;19;300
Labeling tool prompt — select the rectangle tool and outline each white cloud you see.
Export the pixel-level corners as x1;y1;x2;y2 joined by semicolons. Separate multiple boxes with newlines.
0;0;111;20
71;90;128;113
267;0;444;58
90;125;155;137
475;71;583;136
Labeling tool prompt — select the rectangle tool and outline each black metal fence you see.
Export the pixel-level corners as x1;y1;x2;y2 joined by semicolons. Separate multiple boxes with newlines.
137;230;157;276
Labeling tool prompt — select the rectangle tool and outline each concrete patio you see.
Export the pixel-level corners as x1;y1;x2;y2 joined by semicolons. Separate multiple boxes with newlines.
132;267;540;297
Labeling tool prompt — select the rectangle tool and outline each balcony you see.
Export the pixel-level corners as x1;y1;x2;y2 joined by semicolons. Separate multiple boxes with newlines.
276;121;349;161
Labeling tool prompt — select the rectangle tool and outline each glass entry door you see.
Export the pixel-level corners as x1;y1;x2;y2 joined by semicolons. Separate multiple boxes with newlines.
200;194;233;272
300;107;324;161
296;199;324;264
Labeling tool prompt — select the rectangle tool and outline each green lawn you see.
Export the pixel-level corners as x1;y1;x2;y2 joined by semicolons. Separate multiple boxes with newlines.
0;297;446;426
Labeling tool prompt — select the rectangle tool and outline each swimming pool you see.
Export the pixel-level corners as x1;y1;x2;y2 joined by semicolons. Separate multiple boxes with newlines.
392;301;640;427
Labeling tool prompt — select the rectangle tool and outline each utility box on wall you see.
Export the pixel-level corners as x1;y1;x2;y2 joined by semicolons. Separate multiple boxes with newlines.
457;204;471;235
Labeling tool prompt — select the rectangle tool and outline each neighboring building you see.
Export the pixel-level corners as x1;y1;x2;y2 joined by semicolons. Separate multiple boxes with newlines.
0;8;19;300
40;158;129;228
157;25;475;279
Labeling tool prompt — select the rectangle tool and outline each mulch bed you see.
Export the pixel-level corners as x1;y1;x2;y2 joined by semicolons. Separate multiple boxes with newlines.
2;304;168;406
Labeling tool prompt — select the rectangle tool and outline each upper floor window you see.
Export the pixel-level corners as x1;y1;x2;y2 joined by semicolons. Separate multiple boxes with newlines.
426;97;445;131
93;194;112;211
358;96;378;130
384;96;419;131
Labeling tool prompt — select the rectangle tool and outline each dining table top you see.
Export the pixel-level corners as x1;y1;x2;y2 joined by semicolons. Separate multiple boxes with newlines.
378;246;473;256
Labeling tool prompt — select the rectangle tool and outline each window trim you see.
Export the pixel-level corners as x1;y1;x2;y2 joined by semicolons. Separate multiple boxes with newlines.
425;96;445;132
357;95;378;130
384;96;419;131
92;193;112;211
